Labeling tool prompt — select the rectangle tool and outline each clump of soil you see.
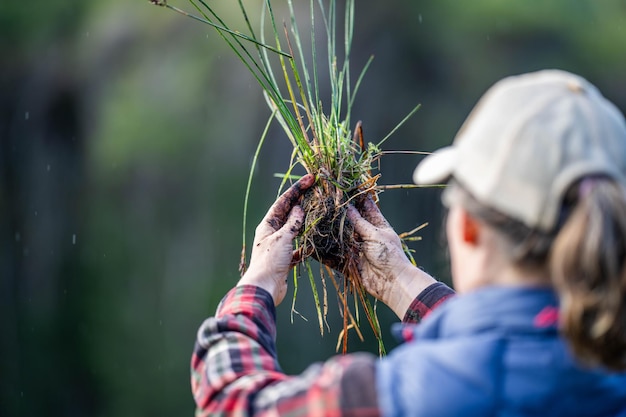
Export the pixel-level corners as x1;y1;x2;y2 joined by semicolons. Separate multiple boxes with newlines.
299;178;361;273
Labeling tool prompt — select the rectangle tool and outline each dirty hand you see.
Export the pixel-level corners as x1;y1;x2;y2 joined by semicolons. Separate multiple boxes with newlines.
238;174;315;306
346;197;437;318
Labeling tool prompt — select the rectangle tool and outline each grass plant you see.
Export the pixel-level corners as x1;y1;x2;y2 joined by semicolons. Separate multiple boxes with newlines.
150;0;430;354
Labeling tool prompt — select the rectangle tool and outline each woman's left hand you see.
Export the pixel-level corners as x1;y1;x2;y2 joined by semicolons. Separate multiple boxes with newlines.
237;174;315;305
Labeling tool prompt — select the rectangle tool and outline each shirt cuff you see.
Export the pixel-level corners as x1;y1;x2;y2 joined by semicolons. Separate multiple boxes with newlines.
215;285;278;340
402;282;455;324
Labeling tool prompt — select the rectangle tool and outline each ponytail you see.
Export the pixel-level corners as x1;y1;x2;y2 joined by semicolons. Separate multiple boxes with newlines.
550;177;626;371
449;178;626;370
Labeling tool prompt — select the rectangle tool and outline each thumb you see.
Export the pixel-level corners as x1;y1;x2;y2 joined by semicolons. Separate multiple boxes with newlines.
358;196;390;228
347;205;378;240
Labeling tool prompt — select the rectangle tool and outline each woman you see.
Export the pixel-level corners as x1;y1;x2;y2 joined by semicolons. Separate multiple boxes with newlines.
191;70;626;416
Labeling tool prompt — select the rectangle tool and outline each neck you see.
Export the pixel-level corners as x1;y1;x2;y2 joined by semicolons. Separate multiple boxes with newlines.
495;263;551;288
454;239;551;293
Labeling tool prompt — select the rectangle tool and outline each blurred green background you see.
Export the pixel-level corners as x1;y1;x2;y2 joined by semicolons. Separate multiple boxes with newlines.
2;0;626;415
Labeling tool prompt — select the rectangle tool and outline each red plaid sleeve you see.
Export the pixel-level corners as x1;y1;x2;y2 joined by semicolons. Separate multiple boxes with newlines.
191;282;454;416
402;282;455;324
191;285;379;417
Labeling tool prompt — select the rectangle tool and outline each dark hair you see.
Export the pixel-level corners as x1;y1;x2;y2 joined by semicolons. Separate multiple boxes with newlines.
449;177;626;371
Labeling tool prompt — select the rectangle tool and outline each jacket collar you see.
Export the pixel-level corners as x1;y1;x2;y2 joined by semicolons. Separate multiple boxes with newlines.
393;286;559;343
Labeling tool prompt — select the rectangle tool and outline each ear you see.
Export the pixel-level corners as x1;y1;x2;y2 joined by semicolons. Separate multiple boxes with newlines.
459;209;480;245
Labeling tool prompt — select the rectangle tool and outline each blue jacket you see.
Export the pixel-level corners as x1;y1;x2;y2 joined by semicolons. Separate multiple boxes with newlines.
377;286;626;416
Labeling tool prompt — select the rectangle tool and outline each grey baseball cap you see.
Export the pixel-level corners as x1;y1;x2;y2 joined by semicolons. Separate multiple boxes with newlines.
413;69;626;232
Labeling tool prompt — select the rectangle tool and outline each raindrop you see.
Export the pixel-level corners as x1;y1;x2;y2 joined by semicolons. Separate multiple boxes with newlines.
72;234;77;245
25;112;29;120
34;211;38;217
15;232;21;242
418;14;423;24
47;164;51;172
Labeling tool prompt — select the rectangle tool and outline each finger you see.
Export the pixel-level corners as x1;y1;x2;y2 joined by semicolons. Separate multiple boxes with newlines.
262;174;315;231
347;204;379;240
280;205;305;240
281;206;306;267
356;196;391;228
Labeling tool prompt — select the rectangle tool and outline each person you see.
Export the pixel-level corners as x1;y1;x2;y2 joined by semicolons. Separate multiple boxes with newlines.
191;69;626;416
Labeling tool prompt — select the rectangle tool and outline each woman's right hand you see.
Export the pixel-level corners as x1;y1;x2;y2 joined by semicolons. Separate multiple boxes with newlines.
346;197;437;318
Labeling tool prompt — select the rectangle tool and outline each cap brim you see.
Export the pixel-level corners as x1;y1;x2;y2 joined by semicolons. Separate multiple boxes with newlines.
413;147;457;185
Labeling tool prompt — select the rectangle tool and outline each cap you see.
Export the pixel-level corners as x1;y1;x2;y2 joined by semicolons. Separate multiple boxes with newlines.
413;69;626;231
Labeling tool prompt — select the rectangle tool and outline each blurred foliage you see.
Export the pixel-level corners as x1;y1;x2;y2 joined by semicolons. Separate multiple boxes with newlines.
0;0;88;49
1;0;626;416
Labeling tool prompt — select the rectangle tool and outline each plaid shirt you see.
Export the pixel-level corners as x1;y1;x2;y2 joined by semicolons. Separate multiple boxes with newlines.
191;282;455;417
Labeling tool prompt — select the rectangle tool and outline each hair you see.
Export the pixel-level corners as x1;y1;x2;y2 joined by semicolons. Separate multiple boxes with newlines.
448;177;626;371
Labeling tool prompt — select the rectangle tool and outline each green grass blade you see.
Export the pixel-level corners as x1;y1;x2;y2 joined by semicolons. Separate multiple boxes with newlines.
349;54;374;111
242;110;277;264
290;260;299;323
377;103;422;147
360;290;386;356
167;2;290;57
319;263;330;333
309;0;321;118
283;25;320;147
258;2;314;161
237;0;258;44
305;260;325;336
286;0;314;104
184;0;286;103
343;0;354;124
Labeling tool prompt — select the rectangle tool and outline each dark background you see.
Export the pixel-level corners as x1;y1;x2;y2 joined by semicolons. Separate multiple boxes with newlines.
2;0;626;415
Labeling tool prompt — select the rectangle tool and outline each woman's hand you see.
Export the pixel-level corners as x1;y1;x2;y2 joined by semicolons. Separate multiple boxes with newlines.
347;197;437;318
238;174;315;305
